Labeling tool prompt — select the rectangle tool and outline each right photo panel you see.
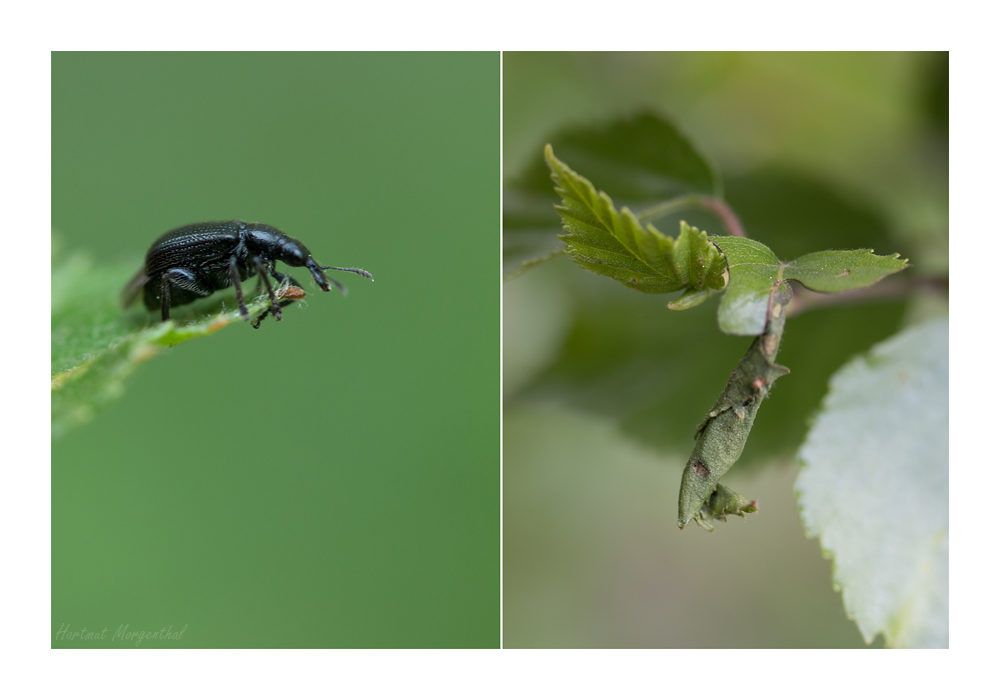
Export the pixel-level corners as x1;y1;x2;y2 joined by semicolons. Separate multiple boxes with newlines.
502;52;948;648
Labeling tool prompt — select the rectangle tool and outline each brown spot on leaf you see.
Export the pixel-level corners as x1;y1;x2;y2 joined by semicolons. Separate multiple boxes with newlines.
692;460;710;478
838;269;851;277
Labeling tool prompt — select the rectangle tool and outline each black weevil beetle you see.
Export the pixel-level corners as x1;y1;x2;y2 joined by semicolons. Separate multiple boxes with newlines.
121;221;372;328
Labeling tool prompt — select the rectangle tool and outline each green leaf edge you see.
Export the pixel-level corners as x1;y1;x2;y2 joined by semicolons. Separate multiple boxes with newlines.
782;249;910;293
544;145;910;337
51;292;287;439
544;144;727;296
711;237;910;336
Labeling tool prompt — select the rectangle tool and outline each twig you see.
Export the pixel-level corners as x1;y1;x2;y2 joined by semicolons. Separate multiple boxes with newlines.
637;196;746;238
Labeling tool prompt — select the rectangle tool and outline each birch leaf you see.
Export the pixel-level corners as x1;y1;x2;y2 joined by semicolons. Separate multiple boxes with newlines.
795;316;948;648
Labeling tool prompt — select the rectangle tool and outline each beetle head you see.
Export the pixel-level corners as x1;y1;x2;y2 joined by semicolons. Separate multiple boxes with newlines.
274;237;311;267
245;223;372;293
245;224;312;266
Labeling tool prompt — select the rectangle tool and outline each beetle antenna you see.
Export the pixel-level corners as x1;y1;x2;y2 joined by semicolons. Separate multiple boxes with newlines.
320;266;373;281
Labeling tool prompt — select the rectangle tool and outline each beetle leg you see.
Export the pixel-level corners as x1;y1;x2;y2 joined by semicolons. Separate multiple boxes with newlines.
158;269;213;322
252;270;306;328
252;257;282;322
155;267;214;321
229;256;250;319
160;275;171;321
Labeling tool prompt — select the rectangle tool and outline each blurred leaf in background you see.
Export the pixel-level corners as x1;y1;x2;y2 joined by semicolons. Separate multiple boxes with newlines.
52;52;500;649
797;316;948;649
503;51;947;648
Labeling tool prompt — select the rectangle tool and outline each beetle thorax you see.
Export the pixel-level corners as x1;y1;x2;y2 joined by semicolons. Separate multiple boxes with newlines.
244;227;310;267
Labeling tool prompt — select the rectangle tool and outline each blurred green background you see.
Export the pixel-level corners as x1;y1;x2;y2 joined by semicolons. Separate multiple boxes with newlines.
52;52;499;648
503;52;947;647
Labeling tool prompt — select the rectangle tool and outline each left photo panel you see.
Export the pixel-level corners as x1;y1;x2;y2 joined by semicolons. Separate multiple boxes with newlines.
52;52;500;648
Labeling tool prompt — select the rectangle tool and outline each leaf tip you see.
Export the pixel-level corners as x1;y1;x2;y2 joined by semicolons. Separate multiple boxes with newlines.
543;143;558;170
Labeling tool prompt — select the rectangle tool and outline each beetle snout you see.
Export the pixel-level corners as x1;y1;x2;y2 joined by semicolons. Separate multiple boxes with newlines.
305;258;332;292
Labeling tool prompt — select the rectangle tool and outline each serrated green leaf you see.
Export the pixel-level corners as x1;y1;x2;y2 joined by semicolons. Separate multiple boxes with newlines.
783;249;909;292
543;146;908;337
546;145;727;295
52;248;308;439
710;237;784;336
795;316;948;648
711;237;910;336
504;112;719;278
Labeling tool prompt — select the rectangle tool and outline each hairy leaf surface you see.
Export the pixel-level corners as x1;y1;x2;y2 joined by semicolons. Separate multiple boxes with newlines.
546;145;727;296
504;112;719;279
